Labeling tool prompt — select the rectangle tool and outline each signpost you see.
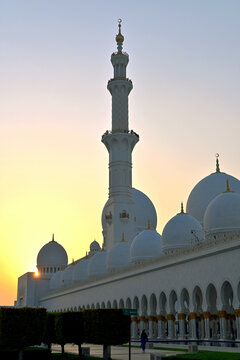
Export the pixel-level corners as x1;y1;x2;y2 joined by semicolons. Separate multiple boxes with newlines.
123;309;138;360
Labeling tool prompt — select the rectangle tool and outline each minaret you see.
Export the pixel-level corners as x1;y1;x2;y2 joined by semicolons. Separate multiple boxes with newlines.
102;20;139;250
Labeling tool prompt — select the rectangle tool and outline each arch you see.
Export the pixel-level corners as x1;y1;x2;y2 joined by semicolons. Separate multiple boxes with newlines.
96;302;100;309
107;300;111;309
113;299;118;309
78;306;81;311
91;303;95;309
133;296;140;314
221;281;233;312
74;306;77;311
150;293;157;315
119;298;124;309
126;298;132;309
169;290;178;314
192;286;203;314
206;283;217;313
101;302;106;309
141;295;148;316
86;304;90;309
159;292;167;315
180;288;190;314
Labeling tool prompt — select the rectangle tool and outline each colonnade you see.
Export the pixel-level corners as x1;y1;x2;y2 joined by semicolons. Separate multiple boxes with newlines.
55;280;240;342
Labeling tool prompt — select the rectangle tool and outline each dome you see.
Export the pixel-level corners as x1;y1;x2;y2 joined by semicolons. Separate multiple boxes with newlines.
132;188;157;234
73;258;89;282
37;235;68;270
204;189;240;236
187;171;240;224
107;241;131;272
90;240;101;252
130;229;162;263
102;188;157;235
60;265;73;287
88;251;108;278
49;270;62;290
162;210;205;254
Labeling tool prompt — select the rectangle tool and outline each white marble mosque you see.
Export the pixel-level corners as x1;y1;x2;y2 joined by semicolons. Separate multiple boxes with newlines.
16;21;240;343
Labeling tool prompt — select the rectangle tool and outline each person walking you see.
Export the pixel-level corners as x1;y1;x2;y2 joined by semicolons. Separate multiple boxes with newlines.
140;329;148;353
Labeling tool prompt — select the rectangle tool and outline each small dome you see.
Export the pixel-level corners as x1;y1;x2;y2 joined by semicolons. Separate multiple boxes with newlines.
49;270;62;290
72;258;89;282
37;235;68;269
204;190;240;236
88;251;108;278
187;172;240;224
107;241;131;272
60;265;73;287
90;240;101;252
131;229;162;263
162;211;205;254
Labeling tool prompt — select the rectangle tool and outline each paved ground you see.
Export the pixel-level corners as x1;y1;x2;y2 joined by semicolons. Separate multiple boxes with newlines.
52;343;182;359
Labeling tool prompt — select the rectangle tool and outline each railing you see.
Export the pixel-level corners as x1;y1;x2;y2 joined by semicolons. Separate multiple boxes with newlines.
102;130;139;138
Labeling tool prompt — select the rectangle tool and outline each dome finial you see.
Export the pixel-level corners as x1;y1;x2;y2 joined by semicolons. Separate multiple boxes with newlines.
121;232;125;242
147;220;151;230
215;153;220;173
223;178;234;193
181;202;184;213
116;19;124;52
52;233;55;241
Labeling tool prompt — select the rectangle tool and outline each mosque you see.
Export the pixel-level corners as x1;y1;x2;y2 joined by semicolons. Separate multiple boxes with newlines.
16;22;240;343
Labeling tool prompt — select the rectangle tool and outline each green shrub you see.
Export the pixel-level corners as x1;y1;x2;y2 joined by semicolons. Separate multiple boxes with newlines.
83;309;130;346
43;312;57;348
0;307;46;350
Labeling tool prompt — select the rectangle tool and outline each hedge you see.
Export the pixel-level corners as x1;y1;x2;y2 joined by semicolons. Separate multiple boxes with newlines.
0;307;46;350
83;309;130;346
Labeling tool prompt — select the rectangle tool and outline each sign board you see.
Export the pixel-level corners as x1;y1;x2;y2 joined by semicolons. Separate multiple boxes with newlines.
123;309;137;316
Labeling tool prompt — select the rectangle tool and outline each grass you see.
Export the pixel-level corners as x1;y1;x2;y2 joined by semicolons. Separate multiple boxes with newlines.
165;350;240;360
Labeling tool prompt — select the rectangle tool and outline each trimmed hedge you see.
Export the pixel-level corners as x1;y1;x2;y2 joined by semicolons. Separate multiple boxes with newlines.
0;307;46;350
43;312;57;348
83;309;130;346
0;347;50;360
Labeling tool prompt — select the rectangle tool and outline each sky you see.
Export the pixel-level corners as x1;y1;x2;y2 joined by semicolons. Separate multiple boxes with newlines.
1;0;240;305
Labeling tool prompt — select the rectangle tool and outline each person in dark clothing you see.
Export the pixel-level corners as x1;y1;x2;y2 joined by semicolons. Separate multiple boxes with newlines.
140;329;148;353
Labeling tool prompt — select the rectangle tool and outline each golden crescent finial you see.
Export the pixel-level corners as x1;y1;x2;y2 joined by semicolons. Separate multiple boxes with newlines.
215;153;220;173
147;220;151;230
181;202;184;213
116;19;124;43
52;233;55;241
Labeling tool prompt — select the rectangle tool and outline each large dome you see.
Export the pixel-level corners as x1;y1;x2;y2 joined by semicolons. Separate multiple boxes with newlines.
186;171;240;224
107;241;131;272
102;188;157;234
204;190;240;237
162;210;205;254
88;251;108;279
130;229;162;263
37;236;68;272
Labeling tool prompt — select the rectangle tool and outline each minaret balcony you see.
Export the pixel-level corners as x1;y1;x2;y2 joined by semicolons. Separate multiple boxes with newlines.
120;210;130;222
105;212;112;224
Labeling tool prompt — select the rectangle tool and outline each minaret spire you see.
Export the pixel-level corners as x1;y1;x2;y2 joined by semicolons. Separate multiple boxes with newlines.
116;19;124;52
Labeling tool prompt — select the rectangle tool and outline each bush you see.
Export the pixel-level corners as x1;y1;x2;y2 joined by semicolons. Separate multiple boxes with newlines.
0;307;46;350
83;309;130;346
23;347;50;360
43;313;57;349
55;311;84;357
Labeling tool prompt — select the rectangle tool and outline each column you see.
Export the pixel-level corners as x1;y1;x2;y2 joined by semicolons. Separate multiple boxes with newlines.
178;313;186;339
157;315;166;339
188;312;197;339
148;316;157;338
139;316;146;334
203;312;211;340
234;309;240;340
167;314;175;339
218;311;227;340
131;317;138;338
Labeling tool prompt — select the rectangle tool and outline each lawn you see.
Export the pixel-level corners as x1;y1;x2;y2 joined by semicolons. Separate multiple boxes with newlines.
165;350;240;360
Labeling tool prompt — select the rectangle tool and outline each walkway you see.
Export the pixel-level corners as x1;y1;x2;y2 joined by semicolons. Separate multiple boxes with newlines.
52;343;182;359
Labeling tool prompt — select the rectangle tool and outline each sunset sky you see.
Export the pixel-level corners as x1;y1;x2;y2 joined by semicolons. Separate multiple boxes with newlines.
1;0;240;305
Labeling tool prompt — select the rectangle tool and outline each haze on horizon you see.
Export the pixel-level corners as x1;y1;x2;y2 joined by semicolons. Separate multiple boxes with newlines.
1;0;240;305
